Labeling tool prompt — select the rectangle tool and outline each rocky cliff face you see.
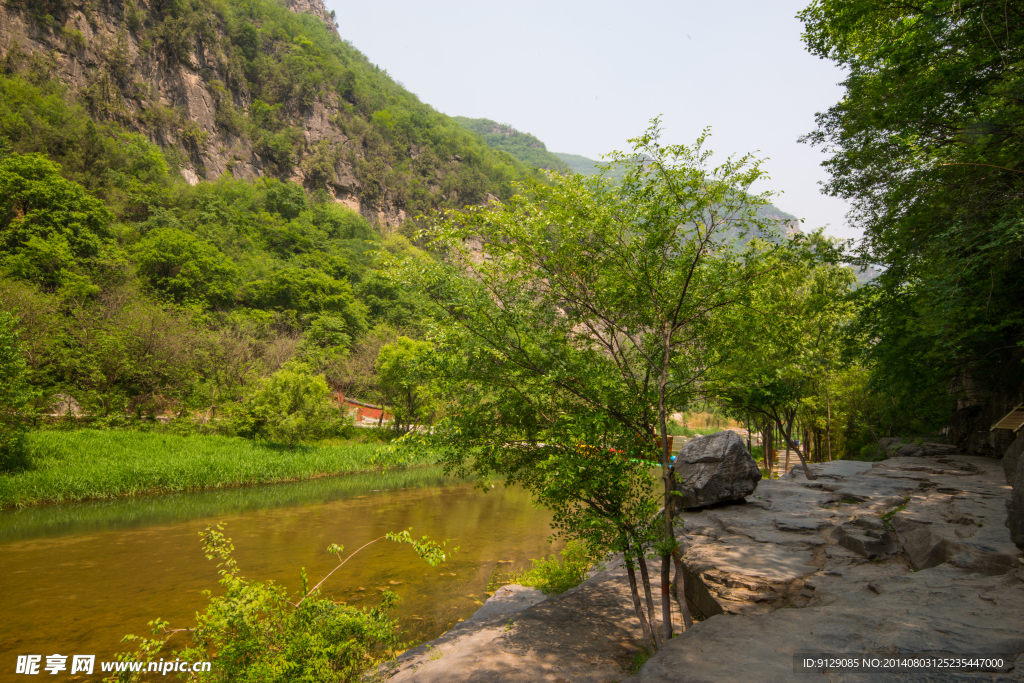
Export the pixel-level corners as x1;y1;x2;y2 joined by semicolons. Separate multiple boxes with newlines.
0;0;466;229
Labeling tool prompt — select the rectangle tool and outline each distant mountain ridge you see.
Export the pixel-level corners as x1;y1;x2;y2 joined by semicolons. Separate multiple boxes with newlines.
453;117;570;173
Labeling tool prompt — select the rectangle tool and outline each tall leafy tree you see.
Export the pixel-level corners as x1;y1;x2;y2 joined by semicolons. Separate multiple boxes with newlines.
384;120;792;647
799;1;1024;431
715;234;857;476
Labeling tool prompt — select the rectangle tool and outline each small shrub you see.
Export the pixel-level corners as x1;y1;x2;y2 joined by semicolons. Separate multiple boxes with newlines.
491;540;596;595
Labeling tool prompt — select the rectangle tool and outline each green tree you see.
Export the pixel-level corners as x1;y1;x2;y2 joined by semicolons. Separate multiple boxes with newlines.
375;336;433;433
0;312;33;467
798;0;1024;434
0;152;112;290
233;362;339;446
384;120;791;648
132;227;239;307
715;236;856;478
241;267;368;336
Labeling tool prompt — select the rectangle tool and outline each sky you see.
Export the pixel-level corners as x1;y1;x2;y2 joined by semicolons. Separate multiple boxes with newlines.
321;0;858;241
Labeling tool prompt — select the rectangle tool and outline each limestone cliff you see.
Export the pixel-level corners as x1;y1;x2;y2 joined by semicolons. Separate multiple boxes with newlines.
0;0;535;228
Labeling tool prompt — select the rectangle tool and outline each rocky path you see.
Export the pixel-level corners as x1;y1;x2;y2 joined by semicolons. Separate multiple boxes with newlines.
632;455;1024;682
380;559;655;682
383;454;1024;682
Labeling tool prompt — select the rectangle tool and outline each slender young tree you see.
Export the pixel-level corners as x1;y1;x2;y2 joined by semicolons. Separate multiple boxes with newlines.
716;234;856;478
384;119;790;645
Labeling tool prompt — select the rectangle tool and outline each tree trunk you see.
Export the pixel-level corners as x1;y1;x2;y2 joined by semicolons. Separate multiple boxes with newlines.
637;552;662;648
778;410;816;480
746;412;752;455
625;558;655;653
825;386;833;462
783;419;792;475
671;548;694;630
661;554;673;640
656;336;673;644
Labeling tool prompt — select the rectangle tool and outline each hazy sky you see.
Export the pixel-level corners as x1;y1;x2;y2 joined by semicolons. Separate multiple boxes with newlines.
322;0;857;240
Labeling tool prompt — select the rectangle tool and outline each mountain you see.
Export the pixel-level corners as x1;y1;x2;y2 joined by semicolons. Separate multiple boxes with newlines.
453;117;570;173
552;152;628;183
0;0;541;229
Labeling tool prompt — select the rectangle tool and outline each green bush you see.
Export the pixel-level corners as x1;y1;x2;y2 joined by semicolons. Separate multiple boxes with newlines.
0;153;112;290
132;227;239;307
232;362;344;446
507;540;595;595
108;526;405;683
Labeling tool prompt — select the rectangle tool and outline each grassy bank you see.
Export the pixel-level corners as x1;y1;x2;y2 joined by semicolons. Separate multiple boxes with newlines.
0;429;432;508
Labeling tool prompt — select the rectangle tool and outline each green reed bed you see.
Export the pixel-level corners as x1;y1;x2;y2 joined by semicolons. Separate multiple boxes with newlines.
0;429;431;508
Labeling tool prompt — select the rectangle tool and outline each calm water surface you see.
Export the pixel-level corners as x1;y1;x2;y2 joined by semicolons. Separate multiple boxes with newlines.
0;468;559;674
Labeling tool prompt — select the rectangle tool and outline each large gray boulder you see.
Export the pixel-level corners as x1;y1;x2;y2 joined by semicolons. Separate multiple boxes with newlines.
1003;432;1024;485
674;430;761;509
1008;444;1024;550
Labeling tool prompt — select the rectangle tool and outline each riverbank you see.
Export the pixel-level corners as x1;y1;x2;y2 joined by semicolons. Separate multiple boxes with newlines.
0;429;433;508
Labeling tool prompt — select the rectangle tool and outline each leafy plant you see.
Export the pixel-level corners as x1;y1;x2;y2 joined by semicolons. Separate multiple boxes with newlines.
106;524;453;682
492;540;596;595
232;362;342;446
384;119;795;651
0;312;33;469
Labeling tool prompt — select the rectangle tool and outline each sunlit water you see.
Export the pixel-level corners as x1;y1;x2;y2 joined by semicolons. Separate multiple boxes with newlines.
0;468;560;673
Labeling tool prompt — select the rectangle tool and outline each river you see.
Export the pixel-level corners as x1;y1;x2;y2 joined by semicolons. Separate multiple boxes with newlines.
0;467;560;672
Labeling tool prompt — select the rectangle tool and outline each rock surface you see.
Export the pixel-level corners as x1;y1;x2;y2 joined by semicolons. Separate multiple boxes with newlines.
1004;433;1024;486
381;560;659;683
632;455;1024;682
388;454;1023;682
626;565;1024;683
674;430;761;509
877;437;958;459
1009;447;1024;550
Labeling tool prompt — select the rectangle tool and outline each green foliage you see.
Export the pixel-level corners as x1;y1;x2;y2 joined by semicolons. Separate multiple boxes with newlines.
243;267;363;320
108;525;409;683
552;152;628;183
629;647;652;674
375;336;433;433
799;0;1024;431
132;228;239;307
384;119;790;650
0;312;33;468
0;429;423;507
713;233;858;470
454;117;570;172
0;153;112;290
0;72;171;196
382;528;457;567
498;540;595;595
232;362;343;446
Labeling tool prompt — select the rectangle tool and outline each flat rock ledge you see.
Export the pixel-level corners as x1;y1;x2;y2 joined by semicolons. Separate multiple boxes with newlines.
383;455;1024;683
379;558;660;683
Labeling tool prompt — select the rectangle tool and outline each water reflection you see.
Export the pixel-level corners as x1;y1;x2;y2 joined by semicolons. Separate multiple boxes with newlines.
0;469;559;669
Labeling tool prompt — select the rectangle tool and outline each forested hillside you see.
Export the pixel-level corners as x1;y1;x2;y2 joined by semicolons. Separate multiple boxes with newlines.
0;0;546;426
0;0;543;228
